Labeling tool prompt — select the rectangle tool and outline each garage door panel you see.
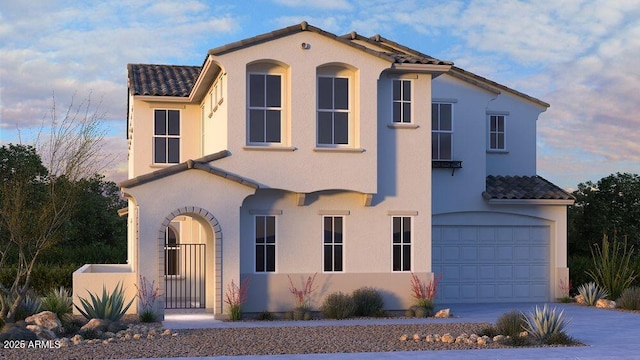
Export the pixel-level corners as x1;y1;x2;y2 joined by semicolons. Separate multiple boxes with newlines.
433;225;550;303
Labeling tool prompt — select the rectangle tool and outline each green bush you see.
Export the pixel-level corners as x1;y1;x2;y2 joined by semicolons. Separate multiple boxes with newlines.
0;263;78;296
74;282;134;321
578;282;608;306
523;305;570;344
587;235;637;299
495;310;527;337
40;287;73;322
320;292;355;319
617;286;640;310
351;287;384;317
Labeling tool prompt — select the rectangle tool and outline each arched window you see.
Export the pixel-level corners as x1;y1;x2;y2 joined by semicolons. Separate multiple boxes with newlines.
316;64;355;147
246;61;289;146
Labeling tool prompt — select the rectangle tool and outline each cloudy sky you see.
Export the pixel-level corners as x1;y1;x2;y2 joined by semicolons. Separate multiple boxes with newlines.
1;0;639;189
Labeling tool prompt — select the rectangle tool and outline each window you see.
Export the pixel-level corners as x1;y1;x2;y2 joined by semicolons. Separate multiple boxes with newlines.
392;80;411;123
432;103;453;160
392;216;411;272
489;115;506;150
154;109;180;164
248;74;282;144
317;76;349;145
323;216;344;272
164;226;179;276
255;215;276;272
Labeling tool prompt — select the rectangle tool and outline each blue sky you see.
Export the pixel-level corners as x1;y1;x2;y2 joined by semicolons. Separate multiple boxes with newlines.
1;0;639;189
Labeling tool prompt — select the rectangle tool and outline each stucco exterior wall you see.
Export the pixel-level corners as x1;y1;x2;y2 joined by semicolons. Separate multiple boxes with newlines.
206;31;392;194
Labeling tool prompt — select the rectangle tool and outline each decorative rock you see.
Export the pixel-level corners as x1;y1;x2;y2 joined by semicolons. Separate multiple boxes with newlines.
0;324;39;341
596;299;616;309
477;337;487;345
81;318;110;333
493;334;506;342
71;334;84;345
425;334;434;342
26;324;56;340
25;311;62;332
412;333;421;341
162;329;172;336
399;334;408;341
107;321;128;333
441;333;454;343
434;308;451;318
133;333;142;340
59;337;70;347
575;294;586;305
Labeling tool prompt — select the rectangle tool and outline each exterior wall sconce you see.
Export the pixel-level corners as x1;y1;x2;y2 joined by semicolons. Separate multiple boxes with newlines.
301;42;311;50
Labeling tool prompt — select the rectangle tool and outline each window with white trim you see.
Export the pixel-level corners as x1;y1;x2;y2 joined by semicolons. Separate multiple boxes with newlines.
323;216;344;272
248;73;282;144
392;216;411;272
153;109;180;164
489;114;506;150
432;103;453;160
392;79;411;123
317;76;349;145
255;215;276;272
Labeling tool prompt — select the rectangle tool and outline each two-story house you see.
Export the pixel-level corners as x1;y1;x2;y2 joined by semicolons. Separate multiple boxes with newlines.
73;22;573;319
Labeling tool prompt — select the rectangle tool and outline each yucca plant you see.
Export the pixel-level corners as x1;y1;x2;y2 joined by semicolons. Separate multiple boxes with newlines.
41;286;73;322
522;305;570;344
587;234;636;300
74;282;134;322
577;282;609;306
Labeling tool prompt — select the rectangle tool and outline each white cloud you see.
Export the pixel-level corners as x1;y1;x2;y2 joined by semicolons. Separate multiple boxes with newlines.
274;0;353;11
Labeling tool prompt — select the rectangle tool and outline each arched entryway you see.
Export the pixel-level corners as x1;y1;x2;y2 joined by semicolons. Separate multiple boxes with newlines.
157;206;223;313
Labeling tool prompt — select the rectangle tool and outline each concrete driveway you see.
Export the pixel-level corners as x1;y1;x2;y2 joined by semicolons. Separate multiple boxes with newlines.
157;302;640;360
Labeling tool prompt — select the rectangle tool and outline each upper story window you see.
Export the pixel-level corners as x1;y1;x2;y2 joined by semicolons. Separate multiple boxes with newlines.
248;73;282;144
153;109;180;164
323;215;344;272
489;114;506;150
317;76;350;146
255;215;276;272
392;79;411;123
432;103;453;160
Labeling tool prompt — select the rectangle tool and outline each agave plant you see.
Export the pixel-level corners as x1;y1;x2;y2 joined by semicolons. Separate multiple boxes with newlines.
522;304;569;343
577;282;609;306
74;282;134;322
41;286;73;322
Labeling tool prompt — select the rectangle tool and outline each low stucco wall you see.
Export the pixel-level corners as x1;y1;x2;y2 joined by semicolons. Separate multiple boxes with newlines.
240;272;433;313
72;264;138;315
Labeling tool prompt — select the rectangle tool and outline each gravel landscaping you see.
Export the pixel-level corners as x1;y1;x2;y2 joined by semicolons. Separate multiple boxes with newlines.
2;319;584;360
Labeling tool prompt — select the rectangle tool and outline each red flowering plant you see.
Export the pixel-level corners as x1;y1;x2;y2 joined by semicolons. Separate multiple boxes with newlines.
410;272;442;313
224;276;250;321
287;273;317;310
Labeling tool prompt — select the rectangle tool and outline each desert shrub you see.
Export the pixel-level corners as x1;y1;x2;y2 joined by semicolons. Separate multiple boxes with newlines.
523;305;570;344
478;325;499;338
568;256;591;294
40;286;73;322
545;332;578;345
256;310;274;321
617;286;640;310
495;310;527;337
74;282;134;321
320;292;355;319
578;282;608;306
139;309;157;323
351;287;384;317
587;235;637;299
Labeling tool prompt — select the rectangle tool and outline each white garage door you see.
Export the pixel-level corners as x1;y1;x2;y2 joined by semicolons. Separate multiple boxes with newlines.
432;225;550;303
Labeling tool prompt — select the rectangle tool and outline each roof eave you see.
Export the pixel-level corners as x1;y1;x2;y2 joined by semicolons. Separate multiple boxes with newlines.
390;63;452;74
485;198;575;205
189;56;221;103
132;95;192;103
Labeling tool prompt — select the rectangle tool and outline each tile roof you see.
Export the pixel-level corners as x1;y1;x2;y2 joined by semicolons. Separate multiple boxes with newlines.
342;33;452;66
483;175;574;201
119;150;259;190
127;64;201;97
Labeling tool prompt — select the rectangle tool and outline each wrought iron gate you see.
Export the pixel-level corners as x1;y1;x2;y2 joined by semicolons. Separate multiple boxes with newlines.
164;243;206;309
